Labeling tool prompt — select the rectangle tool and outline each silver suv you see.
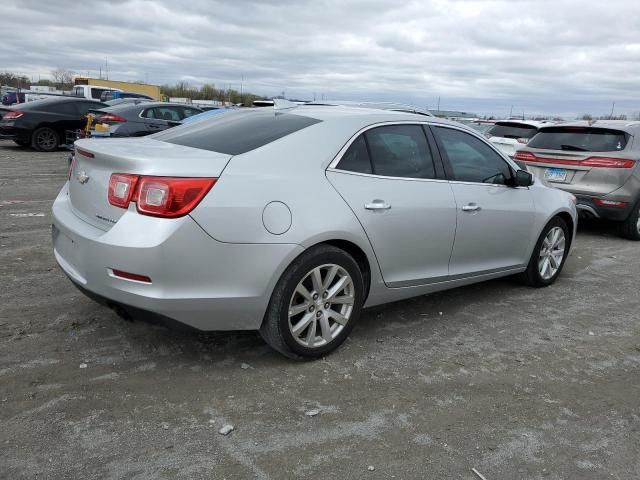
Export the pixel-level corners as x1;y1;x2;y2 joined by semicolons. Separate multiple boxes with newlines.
515;121;640;240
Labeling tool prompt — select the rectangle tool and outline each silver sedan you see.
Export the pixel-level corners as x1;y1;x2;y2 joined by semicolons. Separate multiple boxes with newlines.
52;104;577;358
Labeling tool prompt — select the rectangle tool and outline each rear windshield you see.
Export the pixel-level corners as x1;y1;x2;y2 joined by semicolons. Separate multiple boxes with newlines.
153;109;321;155
528;127;628;152
487;122;538;139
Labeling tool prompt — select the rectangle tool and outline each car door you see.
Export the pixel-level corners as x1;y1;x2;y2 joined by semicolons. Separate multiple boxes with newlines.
431;125;536;277
326;124;457;287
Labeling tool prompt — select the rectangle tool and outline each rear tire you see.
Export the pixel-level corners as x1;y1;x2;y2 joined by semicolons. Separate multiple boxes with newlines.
519;217;570;287
260;245;364;360
32;127;59;152
617;202;640;241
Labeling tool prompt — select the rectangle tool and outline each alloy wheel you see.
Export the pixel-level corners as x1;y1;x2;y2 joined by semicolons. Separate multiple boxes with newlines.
288;264;355;348
538;226;566;280
36;129;57;150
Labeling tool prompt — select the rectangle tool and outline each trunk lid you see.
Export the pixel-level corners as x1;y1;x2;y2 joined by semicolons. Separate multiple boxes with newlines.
68;137;232;231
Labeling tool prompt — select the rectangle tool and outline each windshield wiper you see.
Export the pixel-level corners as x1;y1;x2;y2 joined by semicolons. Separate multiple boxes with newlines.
560;144;588;151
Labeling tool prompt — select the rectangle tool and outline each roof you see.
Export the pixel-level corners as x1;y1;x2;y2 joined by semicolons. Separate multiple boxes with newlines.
494;120;555;128
305;100;433;117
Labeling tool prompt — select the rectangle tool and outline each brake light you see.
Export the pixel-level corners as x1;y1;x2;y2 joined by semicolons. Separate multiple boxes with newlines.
594;199;628;208
3;110;24;119
107;174;216;218
108;174;139;208
99;113;127;123
514;151;635;169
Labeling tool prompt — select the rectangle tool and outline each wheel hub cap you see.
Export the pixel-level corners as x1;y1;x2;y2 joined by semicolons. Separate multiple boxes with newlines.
288;264;355;349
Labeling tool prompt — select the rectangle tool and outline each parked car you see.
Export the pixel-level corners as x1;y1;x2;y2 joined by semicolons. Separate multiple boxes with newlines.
53;105;576;358
72;85;121;101
486;120;553;159
86;102;203;137
1;91;26;106
100;91;154;102
0;97;107;151
515;120;640;240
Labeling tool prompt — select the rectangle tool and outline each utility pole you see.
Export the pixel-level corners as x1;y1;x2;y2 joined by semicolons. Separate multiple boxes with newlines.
509;105;513;117
609;102;615;119
437;96;441;112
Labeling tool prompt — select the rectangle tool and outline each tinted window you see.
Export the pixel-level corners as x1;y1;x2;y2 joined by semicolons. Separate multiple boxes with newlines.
182;108;201;118
91;88;107;99
528;127;628;152
337;135;372;174
365;125;435;178
487;122;538;139
435;127;512;185
154;109;322;155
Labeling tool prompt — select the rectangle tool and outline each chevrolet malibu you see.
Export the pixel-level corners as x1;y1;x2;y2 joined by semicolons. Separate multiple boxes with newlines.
52;104;577;358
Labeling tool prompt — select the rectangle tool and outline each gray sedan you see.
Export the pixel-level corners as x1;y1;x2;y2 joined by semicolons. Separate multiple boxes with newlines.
89;102;203;137
53;104;577;358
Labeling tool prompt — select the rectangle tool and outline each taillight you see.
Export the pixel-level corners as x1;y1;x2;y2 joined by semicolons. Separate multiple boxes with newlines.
514;151;635;169
580;157;635;169
68;156;76;180
4;110;24;119
108;174;139;208
99;113;127;123
514;151;537;162
107;174;216;218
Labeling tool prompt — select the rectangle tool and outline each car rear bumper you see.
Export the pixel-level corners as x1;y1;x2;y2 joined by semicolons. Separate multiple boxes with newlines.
575;194;636;221
51;183;303;331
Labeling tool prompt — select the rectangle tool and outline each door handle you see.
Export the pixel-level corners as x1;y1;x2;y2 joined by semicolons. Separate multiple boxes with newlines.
364;200;391;210
461;203;481;212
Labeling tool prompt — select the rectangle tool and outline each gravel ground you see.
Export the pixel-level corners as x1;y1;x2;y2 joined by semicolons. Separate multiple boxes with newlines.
1;139;639;479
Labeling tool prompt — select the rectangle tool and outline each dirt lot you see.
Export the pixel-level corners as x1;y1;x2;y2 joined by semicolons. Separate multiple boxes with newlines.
1;139;639;479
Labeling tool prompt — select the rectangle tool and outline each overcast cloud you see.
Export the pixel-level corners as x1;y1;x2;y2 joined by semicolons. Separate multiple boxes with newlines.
2;0;639;117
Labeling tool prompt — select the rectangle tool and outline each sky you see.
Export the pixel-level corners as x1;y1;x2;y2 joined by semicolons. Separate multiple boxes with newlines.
2;0;640;118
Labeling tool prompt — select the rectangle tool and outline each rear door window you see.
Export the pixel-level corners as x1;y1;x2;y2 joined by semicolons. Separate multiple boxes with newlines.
154;109;321;155
337;135;372;174
487;122;538;139
528;127;628;152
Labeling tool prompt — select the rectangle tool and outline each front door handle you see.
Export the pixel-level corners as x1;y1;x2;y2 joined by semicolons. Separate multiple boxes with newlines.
461;203;481;212
364;200;391;210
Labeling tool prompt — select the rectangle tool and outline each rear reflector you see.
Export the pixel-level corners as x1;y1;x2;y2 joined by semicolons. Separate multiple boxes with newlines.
594;198;628;208
3;110;24;119
111;269;152;283
108;174;217;218
514;151;635;169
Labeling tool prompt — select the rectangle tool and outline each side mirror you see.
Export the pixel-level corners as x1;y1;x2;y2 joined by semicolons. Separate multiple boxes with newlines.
514;169;534;187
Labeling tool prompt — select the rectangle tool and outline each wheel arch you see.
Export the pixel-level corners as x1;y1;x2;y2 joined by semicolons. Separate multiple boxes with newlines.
554;211;575;248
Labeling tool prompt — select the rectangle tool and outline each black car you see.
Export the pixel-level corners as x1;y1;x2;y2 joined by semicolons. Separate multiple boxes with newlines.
0;97;107;151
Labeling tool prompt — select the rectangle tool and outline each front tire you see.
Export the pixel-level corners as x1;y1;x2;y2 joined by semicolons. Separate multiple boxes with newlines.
260;245;364;359
32;127;60;152
519;217;570;287
617;202;640;241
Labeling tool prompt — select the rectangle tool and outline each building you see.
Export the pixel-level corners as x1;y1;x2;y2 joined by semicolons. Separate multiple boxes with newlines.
74;78;161;100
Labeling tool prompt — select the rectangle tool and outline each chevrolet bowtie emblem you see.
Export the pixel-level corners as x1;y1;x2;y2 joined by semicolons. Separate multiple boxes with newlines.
77;171;90;184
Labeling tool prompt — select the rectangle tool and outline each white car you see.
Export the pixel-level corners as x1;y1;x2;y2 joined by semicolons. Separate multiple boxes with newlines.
487;120;554;159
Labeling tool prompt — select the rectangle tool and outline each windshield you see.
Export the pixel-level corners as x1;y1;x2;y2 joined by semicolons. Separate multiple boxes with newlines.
487;122;538;139
528;127;628;152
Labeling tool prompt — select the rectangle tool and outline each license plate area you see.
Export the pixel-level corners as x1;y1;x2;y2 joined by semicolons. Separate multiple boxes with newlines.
544;167;567;183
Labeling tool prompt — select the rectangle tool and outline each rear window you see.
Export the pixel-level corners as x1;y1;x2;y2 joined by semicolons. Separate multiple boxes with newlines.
154;109;322;155
528;127;628;152
487;122;538;139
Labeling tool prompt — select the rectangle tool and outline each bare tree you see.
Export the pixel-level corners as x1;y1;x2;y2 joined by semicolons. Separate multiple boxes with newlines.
50;68;75;89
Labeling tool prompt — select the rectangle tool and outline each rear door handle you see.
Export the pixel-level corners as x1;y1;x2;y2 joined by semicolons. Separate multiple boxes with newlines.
461;203;481;212
365;200;391;210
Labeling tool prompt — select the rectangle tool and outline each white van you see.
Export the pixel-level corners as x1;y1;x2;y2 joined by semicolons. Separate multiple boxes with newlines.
72;85;122;101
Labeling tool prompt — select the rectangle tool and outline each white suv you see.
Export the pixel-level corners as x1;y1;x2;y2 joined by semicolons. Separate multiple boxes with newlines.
487;120;554;159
